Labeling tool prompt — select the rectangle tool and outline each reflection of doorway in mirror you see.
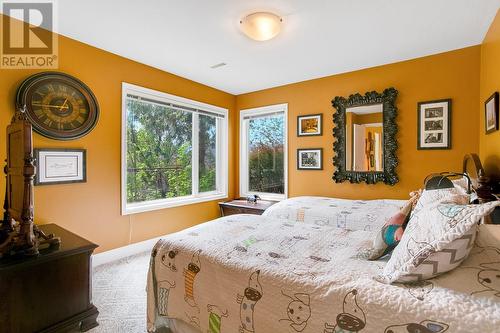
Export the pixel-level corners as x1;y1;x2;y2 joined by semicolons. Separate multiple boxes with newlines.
352;123;382;171
346;103;384;172
353;124;365;171
365;125;383;171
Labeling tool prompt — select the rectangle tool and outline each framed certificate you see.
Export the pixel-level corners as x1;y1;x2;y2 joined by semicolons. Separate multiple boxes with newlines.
34;148;87;185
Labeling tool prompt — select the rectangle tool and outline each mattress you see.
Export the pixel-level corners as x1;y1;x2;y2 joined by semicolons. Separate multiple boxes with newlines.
147;213;500;333
263;196;406;232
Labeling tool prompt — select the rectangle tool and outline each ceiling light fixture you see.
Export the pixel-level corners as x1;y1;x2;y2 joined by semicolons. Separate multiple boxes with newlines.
239;12;282;41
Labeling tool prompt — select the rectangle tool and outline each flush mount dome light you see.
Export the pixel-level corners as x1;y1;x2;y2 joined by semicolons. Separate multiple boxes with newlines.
240;12;282;41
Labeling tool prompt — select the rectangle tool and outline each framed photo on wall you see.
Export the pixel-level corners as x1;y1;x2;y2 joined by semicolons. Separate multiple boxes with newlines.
34;148;87;185
485;92;499;134
297;148;323;170
417;99;451;150
297;114;322;136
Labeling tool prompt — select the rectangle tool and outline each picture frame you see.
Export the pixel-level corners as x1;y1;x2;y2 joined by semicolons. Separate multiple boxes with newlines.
297;114;322;136
34;148;87;185
485;92;499;134
417;99;451;150
297;148;323;170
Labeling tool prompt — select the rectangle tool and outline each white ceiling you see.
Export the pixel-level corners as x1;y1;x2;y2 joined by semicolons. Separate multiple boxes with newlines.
348;104;383;115
5;0;500;94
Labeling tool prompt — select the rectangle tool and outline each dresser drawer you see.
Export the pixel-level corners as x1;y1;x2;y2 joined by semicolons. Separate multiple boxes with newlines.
490;206;500;224
220;205;263;216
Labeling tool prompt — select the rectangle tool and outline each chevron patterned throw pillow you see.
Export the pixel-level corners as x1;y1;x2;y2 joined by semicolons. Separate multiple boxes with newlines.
378;201;500;284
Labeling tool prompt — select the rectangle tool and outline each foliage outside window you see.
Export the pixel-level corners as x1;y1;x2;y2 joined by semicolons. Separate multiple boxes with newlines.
122;83;227;214
248;115;284;194
240;104;287;200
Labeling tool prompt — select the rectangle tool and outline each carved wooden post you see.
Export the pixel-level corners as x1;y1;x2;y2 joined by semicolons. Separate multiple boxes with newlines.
2;163;13;233
18;111;37;254
20;156;36;254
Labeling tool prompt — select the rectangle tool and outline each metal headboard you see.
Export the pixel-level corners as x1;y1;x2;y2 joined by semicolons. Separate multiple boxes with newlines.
424;172;472;194
463;153;485;191
423;153;484;194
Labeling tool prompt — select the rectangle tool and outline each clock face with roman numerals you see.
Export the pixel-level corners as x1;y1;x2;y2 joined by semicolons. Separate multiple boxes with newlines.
16;72;99;140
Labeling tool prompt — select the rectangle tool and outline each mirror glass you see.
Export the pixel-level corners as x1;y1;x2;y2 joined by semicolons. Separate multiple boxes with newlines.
345;103;383;172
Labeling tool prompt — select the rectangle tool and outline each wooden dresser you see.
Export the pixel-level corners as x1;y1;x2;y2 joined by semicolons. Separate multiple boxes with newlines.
0;224;99;333
489;205;500;224
219;199;277;216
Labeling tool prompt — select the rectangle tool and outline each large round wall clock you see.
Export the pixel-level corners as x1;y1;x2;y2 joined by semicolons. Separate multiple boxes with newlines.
16;72;100;140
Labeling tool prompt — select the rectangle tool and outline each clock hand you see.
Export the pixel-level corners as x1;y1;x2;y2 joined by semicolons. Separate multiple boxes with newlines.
32;103;62;108
59;98;69;110
32;102;69;110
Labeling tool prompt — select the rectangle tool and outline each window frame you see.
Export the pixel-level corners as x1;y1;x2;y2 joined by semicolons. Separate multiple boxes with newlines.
121;82;228;215
239;103;288;201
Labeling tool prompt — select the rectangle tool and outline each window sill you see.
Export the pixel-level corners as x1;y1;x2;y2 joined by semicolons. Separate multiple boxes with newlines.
122;192;228;215
241;191;287;202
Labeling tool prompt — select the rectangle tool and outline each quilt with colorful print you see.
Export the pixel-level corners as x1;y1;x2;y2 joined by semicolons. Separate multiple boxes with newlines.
262;196;406;232
147;214;500;333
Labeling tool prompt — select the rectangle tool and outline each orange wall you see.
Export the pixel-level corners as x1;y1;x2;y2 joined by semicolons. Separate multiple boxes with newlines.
0;32;236;252
480;10;500;178
0;16;493;253
236;46;481;199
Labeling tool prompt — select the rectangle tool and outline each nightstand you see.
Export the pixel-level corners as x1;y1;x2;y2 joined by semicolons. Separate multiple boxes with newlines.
219;199;277;216
490;205;500;224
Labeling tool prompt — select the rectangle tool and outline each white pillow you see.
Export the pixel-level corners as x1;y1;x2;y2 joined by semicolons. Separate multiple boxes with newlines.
410;188;469;218
378;201;500;284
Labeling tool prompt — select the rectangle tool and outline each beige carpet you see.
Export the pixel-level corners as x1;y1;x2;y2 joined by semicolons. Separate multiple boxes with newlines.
89;252;150;333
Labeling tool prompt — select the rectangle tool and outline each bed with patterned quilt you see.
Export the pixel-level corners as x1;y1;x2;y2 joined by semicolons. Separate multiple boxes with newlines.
147;197;500;333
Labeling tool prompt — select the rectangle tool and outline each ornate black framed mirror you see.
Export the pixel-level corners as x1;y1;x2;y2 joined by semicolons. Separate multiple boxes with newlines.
332;87;398;185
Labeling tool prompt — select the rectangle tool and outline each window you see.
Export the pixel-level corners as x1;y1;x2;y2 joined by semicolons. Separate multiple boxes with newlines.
240;104;288;200
121;83;228;215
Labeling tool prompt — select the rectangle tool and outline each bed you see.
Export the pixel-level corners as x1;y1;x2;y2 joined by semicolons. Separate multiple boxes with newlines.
147;213;500;333
147;154;500;333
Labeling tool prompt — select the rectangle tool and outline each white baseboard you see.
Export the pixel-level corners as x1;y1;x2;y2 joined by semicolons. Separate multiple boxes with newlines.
92;236;162;268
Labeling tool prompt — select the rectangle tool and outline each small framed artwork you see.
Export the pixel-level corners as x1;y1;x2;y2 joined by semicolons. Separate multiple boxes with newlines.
34;148;87;185
485;92;499;134
417;99;451;150
297;148;323;170
297;114;322;136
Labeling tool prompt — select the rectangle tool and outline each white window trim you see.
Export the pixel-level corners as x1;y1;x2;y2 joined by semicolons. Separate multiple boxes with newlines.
239;103;288;201
121;82;228;215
